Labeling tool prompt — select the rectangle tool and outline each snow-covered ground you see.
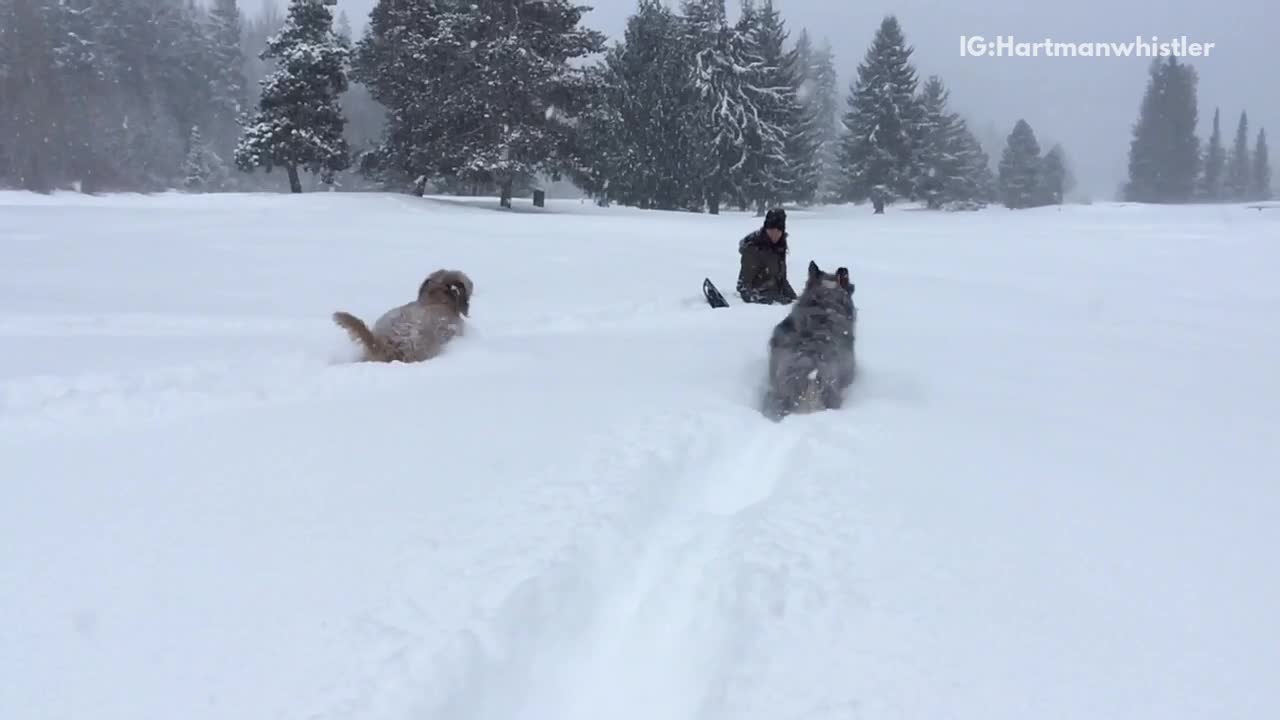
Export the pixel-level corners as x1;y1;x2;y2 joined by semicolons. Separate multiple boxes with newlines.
2;190;1278;720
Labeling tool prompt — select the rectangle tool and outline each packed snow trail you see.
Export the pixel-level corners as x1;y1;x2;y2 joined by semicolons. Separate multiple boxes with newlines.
430;421;818;720
3;191;1279;720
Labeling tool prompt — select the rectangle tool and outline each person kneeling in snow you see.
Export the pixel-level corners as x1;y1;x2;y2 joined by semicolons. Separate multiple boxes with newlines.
736;208;797;305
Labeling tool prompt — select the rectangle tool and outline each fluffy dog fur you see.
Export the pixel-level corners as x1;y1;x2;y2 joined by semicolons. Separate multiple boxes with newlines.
761;260;857;421
333;269;474;363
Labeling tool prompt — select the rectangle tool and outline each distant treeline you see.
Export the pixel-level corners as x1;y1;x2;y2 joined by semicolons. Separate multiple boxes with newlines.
0;0;1269;208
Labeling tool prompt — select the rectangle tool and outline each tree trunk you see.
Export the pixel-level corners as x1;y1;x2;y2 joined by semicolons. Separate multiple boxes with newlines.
499;176;513;208
872;196;885;214
286;164;302;193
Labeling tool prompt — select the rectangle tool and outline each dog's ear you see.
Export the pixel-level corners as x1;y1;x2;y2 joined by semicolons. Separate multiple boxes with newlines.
834;267;855;293
808;260;821;279
447;280;470;315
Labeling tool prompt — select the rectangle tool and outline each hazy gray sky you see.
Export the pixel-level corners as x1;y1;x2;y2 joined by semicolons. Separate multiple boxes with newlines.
318;0;1276;199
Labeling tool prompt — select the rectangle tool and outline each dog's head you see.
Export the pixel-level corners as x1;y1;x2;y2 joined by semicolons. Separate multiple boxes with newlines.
806;260;853;296
418;269;474;317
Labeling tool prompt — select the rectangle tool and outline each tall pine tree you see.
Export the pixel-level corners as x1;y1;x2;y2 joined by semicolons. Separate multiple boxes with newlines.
0;0;358;193
681;0;783;214
748;0;816;209
452;0;606;207
1224;110;1251;201
1198;107;1226;201
350;0;457;194
837;15;923;213
235;0;351;192
1036;144;1067;205
1251;128;1271;201
1124;56;1200;203
568;0;700;210
800;33;840;204
728;1;784;212
182;124;229;192
913;75;989;209
205;0;248;163
998;119;1041;209
959;130;996;205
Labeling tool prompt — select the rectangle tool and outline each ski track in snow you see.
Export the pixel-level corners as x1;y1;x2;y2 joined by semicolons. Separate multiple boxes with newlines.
306;414;870;720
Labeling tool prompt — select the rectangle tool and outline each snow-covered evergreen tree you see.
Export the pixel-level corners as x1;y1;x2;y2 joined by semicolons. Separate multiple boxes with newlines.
911;75;993;209
558;61;623;205
733;1;774;210
350;0;453;193
998;118;1041;209
353;0;603;205
681;0;786;214
568;0;700;210
0;0;346;192
837;15;923;213
1251;127;1271;201
729;1;786;212
335;8;351;39
182;124;229;191
235;0;351;193
1036;144;1067;205
1198;107;1226;201
162;0;218;146
798;32;840;204
454;0;606;207
957;129;996;205
76;0;197;191
205;0;248;162
914;75;959;208
789;30;819;203
750;0;818;208
1224;110;1251;201
1125;56;1200;203
0;0;89;190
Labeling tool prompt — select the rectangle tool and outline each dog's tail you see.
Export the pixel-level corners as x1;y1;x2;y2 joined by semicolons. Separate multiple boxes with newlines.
332;311;391;362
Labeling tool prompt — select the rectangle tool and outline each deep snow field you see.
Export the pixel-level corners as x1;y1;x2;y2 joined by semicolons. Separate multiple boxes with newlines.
2;190;1278;720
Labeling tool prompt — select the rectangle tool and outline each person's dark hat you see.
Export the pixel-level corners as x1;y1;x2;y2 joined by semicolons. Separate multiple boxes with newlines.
763;208;786;231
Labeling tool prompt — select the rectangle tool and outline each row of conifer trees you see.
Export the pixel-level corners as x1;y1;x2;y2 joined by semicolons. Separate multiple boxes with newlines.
2;0;1268;207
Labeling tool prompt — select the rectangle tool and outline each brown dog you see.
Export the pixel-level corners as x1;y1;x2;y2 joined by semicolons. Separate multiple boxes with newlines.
333;269;474;363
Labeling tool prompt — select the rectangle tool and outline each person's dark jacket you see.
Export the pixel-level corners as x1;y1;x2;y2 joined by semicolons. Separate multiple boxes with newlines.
736;229;797;304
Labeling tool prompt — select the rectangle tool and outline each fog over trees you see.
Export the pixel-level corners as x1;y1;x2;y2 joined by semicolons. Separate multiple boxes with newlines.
1;0;1272;207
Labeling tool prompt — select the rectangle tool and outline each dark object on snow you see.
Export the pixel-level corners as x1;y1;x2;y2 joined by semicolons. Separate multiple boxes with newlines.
703;278;729;308
762;260;857;421
533;189;545;207
736;208;797;305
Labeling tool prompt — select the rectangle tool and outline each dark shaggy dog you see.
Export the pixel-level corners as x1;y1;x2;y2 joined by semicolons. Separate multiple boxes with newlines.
761;260;857;421
332;269;474;363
